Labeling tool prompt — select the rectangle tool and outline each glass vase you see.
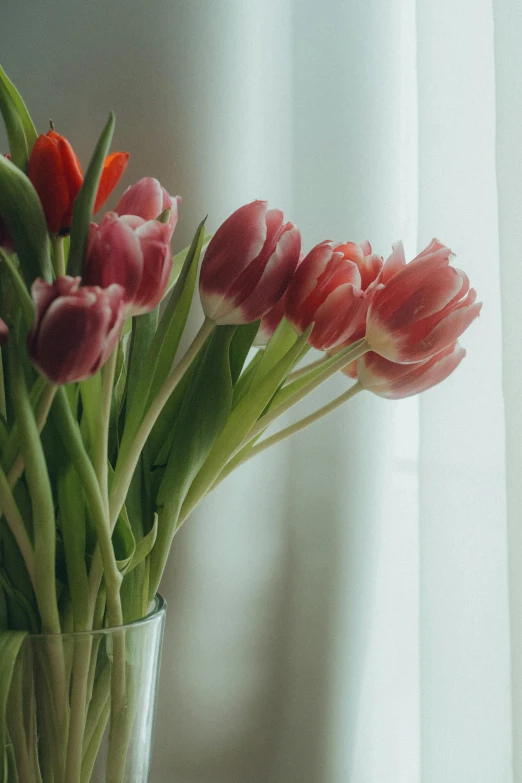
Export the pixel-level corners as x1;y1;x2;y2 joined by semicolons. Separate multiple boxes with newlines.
5;594;166;783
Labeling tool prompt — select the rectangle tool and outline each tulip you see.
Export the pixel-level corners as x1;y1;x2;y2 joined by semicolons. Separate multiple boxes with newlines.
28;276;125;384
366;239;481;363
338;241;408;377
115;177;181;239
83;212;172;316
0;319;8;346
285;240;367;351
354;342;466;399
28;130;129;234
199;200;301;325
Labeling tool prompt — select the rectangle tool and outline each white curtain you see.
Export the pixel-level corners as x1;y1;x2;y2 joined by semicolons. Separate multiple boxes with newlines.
1;1;515;781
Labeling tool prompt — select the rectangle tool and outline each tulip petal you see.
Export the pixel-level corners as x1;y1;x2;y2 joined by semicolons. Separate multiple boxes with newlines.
28;134;72;234
229;223;301;324
200;201;269;299
93;151;130;214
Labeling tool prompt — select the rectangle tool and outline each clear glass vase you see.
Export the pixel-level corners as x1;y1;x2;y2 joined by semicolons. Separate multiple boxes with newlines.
5;594;166;783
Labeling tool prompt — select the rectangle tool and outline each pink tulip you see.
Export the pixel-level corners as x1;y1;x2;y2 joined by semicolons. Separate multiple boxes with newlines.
199;200;301;325
83;212;172;316
28;276;125;384
354;342;466;399
366;239;481;363
334;240;384;290
0;319;8;346
115;177;181;239
285;240;366;351
339;241;408;377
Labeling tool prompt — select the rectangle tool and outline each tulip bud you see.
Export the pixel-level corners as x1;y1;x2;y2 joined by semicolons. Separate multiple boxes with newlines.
28;277;125;384
83;212;172;316
355;342;466;399
28;130;129;234
199;200;301;325
366;239;481;363
0;318;8;346
285;240;366;351
115;177;181;239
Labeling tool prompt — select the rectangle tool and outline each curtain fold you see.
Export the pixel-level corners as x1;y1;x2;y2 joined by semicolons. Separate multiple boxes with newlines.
0;1;513;781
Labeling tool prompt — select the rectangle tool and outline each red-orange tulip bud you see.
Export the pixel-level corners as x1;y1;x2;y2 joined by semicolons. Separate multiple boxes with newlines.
28;130;129;234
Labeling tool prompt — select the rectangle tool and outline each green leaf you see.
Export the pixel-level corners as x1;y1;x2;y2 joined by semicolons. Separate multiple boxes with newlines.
112;502;136;573
0;74;28;170
0;249;35;327
0;156;53;284
179;326;313;524
252;317;299;385
67;113;115;277
123;513;158;576
228;321;260;385
126;309;159;413
232;349;263;408
149;356;202;468
162;232;212;300
119;219;207;460
0;630;27;782
0;65;37;154
148;326;235;596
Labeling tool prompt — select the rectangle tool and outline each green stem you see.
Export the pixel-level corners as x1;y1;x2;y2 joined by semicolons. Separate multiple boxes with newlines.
8;344;60;635
285;355;329;384
246;340;369;444
64;637;93;783
7;383;57;491
95;348;118;515
52;236;66;277
214;382;363;489
178;338;370;527
52;389;123;628
109;317;215;531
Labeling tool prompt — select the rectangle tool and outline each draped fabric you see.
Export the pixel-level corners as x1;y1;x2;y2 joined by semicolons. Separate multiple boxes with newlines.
0;1;515;780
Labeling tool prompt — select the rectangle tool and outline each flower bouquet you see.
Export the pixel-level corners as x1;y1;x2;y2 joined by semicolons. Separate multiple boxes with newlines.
0;63;481;782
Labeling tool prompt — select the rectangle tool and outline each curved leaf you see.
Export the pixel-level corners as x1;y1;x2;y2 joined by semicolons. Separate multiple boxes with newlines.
0;65;37;154
67;113;115;277
0;155;52;283
148;326;235;596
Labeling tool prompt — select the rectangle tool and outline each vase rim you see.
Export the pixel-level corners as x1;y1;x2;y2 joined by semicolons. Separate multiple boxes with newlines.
25;593;167;639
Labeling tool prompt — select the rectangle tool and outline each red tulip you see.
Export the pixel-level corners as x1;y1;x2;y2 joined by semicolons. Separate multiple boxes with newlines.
0;319;8;346
115;177;181;239
28;277;125;384
366;239;481;363
28;130;129;234
199;200;301;325
354;342;466;399
285;240;366;350
83;212;172;316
